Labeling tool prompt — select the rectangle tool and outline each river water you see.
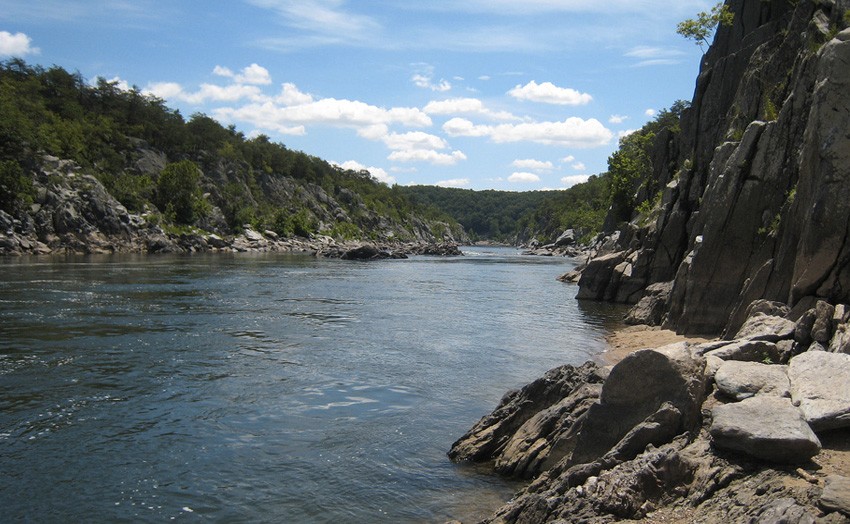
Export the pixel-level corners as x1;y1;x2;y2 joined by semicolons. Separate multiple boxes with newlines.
0;247;624;523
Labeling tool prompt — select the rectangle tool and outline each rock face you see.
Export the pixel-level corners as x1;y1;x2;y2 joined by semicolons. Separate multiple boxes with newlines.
573;0;850;337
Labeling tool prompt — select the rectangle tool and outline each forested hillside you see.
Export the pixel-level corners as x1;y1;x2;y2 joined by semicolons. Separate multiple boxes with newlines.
0;59;463;255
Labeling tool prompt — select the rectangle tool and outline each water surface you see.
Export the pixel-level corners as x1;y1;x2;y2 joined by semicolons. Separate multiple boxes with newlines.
0;247;624;522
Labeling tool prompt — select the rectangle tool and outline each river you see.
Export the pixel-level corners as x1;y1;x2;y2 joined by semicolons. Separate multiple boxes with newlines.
0;247;624;522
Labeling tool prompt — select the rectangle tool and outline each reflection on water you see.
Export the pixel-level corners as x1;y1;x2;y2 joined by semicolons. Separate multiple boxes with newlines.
0;248;622;522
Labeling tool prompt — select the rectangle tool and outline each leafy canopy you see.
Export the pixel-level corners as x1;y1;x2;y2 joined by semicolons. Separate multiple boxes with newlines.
677;2;735;52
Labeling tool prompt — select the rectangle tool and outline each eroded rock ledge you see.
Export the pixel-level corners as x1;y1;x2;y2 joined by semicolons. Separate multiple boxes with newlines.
450;304;850;523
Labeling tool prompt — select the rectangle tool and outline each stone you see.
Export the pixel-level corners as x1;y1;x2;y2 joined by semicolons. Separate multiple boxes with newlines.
811;300;836;343
788;351;850;431
568;346;706;467
448;362;605;464
710;396;821;463
714;360;790;400
494;383;601;478
625;281;673;326
829;323;850;354
734;312;796;342
796;308;818;345
575;251;626;301
820;475;850;517
705;340;781;363
553;229;576;247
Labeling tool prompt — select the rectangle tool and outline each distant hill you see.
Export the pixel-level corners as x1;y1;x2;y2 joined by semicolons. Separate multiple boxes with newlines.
0;59;465;255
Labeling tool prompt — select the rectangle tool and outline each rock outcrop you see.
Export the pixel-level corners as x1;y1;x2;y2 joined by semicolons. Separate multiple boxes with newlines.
572;0;850;337
450;308;850;523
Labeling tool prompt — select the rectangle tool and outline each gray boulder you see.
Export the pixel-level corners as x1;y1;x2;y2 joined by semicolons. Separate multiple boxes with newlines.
820;475;850;517
568;345;706;467
448;362;605;464
710;396;821;463
734;313;796;342
705;340;781;363
788;351;850;431
714;361;790;400
811;300;836;343
553;229;576;247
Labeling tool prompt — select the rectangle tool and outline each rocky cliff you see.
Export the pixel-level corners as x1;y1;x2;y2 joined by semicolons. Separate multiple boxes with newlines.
576;0;850;336
0;153;464;257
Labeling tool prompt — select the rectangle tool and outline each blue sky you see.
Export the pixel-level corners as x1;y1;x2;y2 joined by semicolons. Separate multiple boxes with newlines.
0;0;714;190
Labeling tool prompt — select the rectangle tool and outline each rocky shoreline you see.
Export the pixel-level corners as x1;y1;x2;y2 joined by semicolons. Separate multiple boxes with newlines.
448;304;850;523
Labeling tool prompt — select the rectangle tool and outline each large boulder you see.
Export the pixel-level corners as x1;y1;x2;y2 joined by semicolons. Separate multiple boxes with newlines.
704;340;781;363
733;313;796;342
788;351;850;431
714;360;790;400
710;396;821;463
567;345;706;467
820;475;850;517
448;362;605;464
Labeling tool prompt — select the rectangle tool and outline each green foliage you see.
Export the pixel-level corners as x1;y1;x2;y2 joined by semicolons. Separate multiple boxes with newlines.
0;59;461;239
0;160;34;213
322;221;361;240
272;208;316;238
844;10;850;27
677;2;735;53
155;160;205;224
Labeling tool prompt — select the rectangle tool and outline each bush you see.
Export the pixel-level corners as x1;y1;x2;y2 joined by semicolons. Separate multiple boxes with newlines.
0;160;34;213
155;160;205;224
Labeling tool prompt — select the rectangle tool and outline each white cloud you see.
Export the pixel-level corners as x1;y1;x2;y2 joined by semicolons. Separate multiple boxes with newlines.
334;160;395;185
478;75;491;81
247;0;381;47
215;97;432;135
145;81;266;104
508;172;541;183
423;97;518;121
645;108;657;117
444;117;613;148
619;129;637;139
412;73;451;92
104;76;131;91
276;82;314;105
625;46;685;67
608;114;629;124
512;159;554;171
213;63;272;85
388;149;467;165
561;155;575;163
508;80;592;106
0;31;39;56
561;175;590;187
382;131;448;152
572;162;586;171
436;178;471;188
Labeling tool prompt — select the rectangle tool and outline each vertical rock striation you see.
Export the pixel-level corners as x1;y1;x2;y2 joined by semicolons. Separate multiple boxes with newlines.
576;0;850;336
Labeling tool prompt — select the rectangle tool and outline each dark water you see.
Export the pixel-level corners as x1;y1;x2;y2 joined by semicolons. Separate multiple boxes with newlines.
0;247;625;523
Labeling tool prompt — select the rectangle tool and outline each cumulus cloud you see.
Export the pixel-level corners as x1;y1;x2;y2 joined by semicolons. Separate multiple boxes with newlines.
213;63;272;85
512;159;554;171
443;117;613;148
333;160;395;185
609;114;629;124
508;172;541;183
436;178;471;188
561;175;590;188
571;162;586;171
145;81;266;104
508;80;592;106
645;108;657;117
423;98;518;121
0;31;39;56
561;155;575;163
412;73;451;92
388;149;467;165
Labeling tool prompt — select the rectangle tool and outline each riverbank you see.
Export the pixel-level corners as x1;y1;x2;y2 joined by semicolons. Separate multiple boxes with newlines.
601;324;711;365
450;305;850;522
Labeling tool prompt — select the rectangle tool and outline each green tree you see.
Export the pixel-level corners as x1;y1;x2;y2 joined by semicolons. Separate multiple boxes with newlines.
156;160;205;224
677;2;734;53
0;160;33;214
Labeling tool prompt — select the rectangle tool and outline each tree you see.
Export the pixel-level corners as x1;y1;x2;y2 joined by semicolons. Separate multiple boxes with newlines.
156;160;205;224
677;2;734;53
